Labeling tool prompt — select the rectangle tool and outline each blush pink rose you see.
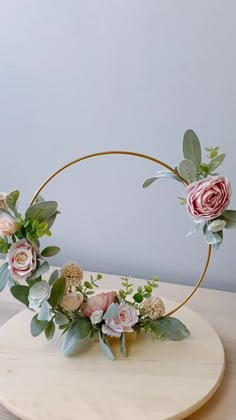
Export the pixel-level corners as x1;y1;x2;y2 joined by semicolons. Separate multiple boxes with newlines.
6;239;37;281
102;302;138;338
0;217;17;236
82;291;116;318
187;176;231;221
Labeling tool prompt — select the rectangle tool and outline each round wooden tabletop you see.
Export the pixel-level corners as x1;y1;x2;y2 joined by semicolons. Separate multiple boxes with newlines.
0;298;224;420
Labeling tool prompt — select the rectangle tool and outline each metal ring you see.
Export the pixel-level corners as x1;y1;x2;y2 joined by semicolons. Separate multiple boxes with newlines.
30;151;212;317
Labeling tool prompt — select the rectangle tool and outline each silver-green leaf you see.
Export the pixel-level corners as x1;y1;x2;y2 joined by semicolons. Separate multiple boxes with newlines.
99;330;115;360
25;201;58;223
6;190;20;214
142;170;182;188
223;210;236;222
178;159;196;183
0;262;11;292
205;230;222;245
62;319;91;356
41;246;60;257
209;154;225;172
183;129;202;169
120;333;127;357
150;317;190;341
27;260;49;280
103;303;117;320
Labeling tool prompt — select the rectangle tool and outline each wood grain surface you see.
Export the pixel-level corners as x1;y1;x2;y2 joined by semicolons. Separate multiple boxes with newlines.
0;264;235;420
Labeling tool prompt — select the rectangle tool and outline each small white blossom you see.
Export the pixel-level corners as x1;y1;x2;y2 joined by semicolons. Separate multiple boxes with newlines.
90;309;103;325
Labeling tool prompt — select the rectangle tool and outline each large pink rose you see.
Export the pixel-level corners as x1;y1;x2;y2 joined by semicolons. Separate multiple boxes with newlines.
6;239;37;281
102;302;138;338
82;291;116;318
187;176;231;221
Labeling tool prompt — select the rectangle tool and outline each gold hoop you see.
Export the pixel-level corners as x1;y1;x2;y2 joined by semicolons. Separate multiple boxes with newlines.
30;151;212;317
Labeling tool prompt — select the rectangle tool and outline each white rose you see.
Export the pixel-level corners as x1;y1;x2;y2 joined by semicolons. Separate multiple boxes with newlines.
90;309;103;325
29;280;51;311
208;219;226;233
60;292;83;311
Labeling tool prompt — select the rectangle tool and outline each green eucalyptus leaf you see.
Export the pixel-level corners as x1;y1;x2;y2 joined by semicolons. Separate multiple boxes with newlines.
25;201;58;223
45;211;60;229
48;269;59;286
48;277;65;308
224;219;236;229
41;246;60;257
183;129;201;169
30;314;48;337
98;330;115;360
0;207;12;216
26;276;42;288
0;262;11;292
103;303;117;320
120;333;127;357
55;312;69;325
150;317;190;341
10;285;29;306
209;154;225;172
27;261;49;280
178;159;196;183
133;293;143;303
6;190;20;214
62;319;91;356
26;232;40;251
45;320;55;340
223;210;236;222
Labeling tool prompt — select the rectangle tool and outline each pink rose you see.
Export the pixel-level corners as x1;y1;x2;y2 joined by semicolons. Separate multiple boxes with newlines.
61;292;83;311
82;291;116;318
6;239;37;281
0;217;17;236
187;176;231;221
102;302;138;338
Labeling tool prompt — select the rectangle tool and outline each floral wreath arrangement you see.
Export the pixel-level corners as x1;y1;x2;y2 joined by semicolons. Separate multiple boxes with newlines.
0;130;235;360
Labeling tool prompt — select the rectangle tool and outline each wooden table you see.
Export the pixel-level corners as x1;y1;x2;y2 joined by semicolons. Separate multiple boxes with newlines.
0;265;235;420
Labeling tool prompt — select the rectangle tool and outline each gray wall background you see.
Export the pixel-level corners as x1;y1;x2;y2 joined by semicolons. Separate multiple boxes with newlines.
0;1;235;292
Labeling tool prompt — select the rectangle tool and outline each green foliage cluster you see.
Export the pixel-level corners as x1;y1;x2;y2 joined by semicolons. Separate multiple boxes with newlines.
142;129;236;249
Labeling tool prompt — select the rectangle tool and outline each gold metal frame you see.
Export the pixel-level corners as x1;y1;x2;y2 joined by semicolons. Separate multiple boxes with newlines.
30;151;212;317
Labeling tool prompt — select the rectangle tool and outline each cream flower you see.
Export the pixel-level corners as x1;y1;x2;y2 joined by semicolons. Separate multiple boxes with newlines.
61;262;83;289
142;297;165;320
0;216;17;236
61;292;83;311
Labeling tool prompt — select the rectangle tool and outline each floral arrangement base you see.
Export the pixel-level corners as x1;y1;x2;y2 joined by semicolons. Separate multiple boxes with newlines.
0;298;224;420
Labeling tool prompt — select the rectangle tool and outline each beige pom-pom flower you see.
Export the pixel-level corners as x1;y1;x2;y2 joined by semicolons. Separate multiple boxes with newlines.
142;297;165;320
61;262;83;289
